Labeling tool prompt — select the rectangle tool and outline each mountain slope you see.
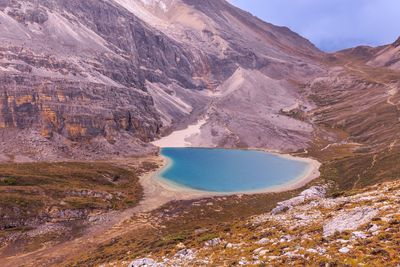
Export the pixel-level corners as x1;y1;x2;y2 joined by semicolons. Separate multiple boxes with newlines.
0;0;325;161
339;37;400;70
368;37;400;70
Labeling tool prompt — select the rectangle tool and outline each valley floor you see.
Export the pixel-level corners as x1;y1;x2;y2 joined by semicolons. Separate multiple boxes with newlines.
0;156;294;266
1;58;400;266
0;151;321;266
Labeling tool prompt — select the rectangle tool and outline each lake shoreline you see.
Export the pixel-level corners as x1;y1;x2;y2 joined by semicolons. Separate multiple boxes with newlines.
146;117;321;199
132;147;321;218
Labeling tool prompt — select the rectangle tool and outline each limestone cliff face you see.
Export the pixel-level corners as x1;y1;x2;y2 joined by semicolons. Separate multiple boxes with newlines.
0;43;163;160
0;74;160;142
0;0;329;160
0;0;190;160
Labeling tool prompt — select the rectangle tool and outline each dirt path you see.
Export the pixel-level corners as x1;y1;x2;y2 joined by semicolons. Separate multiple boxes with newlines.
344;62;368;76
384;84;399;153
386;85;399;107
344;61;399;111
352;154;378;190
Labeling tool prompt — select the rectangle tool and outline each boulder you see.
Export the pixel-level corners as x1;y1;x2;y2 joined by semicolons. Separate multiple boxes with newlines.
173;249;196;261
26;8;48;24
338;247;350;254
306;248;318;254
271;186;326;214
204;238;221;247
352;231;367;239
255;237;269;244
299;186;326;199
368;224;380;233
128;258;160;267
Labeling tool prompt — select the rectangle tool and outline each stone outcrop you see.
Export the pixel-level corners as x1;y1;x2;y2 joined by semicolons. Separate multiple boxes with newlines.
0;75;160;141
7;7;48;24
271;186;326;215
125;181;400;266
323;207;379;237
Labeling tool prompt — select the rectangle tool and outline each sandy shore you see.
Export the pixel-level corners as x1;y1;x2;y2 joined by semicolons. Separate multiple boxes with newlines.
132;151;320;213
151;117;207;148
134;158;220;213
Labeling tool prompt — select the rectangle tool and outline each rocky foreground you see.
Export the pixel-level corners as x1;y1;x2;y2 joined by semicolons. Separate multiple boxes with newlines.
122;181;400;266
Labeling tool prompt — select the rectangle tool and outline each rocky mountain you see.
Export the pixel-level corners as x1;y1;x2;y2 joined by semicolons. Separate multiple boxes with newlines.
0;0;326;161
372;37;400;69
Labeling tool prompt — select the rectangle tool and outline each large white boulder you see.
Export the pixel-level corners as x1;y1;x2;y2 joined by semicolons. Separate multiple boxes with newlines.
299;186;326;199
323;207;379;237
271;186;326;215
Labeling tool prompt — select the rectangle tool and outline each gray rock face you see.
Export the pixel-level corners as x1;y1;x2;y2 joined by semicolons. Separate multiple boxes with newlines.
0;75;160;140
271;186;326;215
299;186;326;199
7;7;48;24
323;207;379;237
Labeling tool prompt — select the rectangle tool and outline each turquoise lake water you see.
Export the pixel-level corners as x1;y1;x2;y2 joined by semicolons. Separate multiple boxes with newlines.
158;148;309;193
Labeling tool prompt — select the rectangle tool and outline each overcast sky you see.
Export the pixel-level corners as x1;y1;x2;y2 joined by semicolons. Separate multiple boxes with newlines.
231;0;400;52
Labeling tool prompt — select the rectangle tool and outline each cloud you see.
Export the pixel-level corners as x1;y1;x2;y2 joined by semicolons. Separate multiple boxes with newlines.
231;0;400;51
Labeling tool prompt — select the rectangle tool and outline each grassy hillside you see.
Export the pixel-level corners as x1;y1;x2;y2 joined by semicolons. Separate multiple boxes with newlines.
0;160;159;258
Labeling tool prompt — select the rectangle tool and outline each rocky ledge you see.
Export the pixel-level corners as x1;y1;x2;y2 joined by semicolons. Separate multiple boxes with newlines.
124;181;400;266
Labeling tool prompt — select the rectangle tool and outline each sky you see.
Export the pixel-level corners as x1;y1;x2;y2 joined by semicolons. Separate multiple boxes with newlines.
231;0;400;52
